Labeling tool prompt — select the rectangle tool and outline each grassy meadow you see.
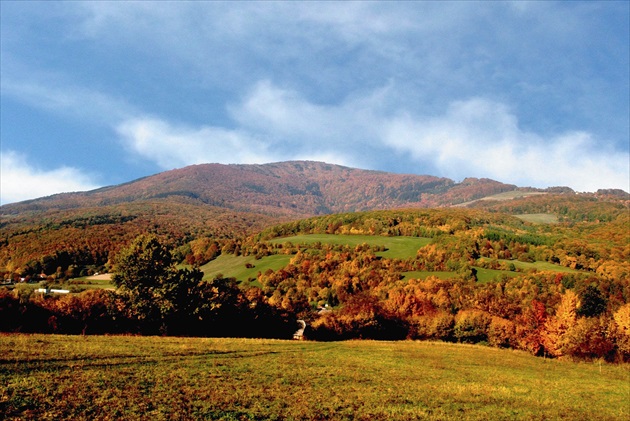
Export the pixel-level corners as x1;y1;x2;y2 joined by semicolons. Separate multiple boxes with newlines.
200;234;432;282
269;234;433;259
200;254;292;282
198;234;576;284
1;334;628;421
513;213;559;224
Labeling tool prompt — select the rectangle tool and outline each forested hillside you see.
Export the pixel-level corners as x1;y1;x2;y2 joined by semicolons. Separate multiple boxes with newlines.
1;160;628;360
0;161;520;216
1;161;522;275
2;197;628;361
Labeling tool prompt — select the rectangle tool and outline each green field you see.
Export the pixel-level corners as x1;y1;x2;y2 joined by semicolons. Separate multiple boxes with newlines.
475;267;520;283
513;213;559;224
200;235;432;282
65;275;115;290
200;235;577;284
270;234;432;259
1;334;627;420
477;258;580;274
402;268;519;283
199;254;292;281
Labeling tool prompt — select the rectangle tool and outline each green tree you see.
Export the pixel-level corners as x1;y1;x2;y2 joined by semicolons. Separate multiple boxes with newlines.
112;235;203;335
577;285;607;317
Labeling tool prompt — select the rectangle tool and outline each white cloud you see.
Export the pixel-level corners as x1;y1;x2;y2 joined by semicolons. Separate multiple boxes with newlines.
232;80;375;143
115;114;357;171
383;98;629;191
115;81;384;171
117;84;628;192
0;151;100;205
116;118;274;169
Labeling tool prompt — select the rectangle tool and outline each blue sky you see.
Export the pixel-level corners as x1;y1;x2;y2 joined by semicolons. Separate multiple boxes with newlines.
1;1;628;204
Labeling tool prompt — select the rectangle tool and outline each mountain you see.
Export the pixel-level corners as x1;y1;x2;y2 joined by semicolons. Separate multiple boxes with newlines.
0;160;598;275
1;161;518;217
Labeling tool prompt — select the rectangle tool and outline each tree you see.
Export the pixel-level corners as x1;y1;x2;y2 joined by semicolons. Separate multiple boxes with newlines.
612;303;630;361
542;290;578;358
577;285;607;317
112;235;203;335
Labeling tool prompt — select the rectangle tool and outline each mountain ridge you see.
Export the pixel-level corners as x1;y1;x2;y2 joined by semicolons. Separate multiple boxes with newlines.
1;160;627;275
2;161;523;216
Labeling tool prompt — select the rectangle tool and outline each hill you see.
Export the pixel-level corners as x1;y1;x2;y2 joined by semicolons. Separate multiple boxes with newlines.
0;160;625;277
1;161;519;216
2;335;628;420
0;161;517;273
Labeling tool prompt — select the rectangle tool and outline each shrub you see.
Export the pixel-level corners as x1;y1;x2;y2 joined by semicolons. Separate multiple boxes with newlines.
454;309;491;343
413;312;455;341
487;316;517;348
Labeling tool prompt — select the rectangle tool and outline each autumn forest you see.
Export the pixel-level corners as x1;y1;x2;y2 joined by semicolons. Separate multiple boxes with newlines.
1;162;629;362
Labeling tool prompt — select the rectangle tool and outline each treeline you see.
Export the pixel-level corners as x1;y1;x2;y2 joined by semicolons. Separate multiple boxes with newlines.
0;200;279;279
243;239;629;361
255;207;628;273
2;235;627;361
2;204;629;362
0;236;295;338
473;193;629;223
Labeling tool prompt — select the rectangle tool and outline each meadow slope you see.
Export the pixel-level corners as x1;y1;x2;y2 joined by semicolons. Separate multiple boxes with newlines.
1;334;628;420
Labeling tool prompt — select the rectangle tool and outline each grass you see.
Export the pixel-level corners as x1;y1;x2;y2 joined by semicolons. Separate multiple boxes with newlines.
455;191;547;206
270;234;432;259
475;267;519;283
401;270;456;281
1;334;628;420
477;257;581;274
200;235;577;284
509;260;580;273
401;268;519;283
65;275;115;290
199;254;292;281
514;213;559;224
199;234;432;282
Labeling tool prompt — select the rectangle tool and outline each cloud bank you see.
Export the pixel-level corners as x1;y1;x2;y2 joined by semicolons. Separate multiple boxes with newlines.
116;82;629;192
1;151;100;205
2;2;628;204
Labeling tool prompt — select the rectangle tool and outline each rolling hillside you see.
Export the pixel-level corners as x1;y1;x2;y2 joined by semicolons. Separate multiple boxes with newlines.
0;161;519;216
0;160;624;275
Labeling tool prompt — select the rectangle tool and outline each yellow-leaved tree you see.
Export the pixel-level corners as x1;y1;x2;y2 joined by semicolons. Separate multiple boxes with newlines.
542;289;578;358
612;303;630;361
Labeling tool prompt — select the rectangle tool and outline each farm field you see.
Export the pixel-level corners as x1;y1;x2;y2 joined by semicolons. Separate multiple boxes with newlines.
1;334;627;421
401;268;518;284
67;274;115;290
477;257;581;274
269;234;432;259
200;234;432;282
513;213;559;224
200;234;575;284
199;254;292;282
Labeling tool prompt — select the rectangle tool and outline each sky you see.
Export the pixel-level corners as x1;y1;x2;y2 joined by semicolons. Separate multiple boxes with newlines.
1;1;629;205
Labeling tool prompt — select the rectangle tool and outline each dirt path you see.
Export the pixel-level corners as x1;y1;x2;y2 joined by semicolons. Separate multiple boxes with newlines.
85;273;112;281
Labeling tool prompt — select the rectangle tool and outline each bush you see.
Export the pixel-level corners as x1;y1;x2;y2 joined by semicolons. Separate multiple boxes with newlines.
454;310;491;343
487;316;517;348
413;312;455;341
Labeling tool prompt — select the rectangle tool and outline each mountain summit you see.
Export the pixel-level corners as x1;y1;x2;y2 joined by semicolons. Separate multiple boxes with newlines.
2;161;518;217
